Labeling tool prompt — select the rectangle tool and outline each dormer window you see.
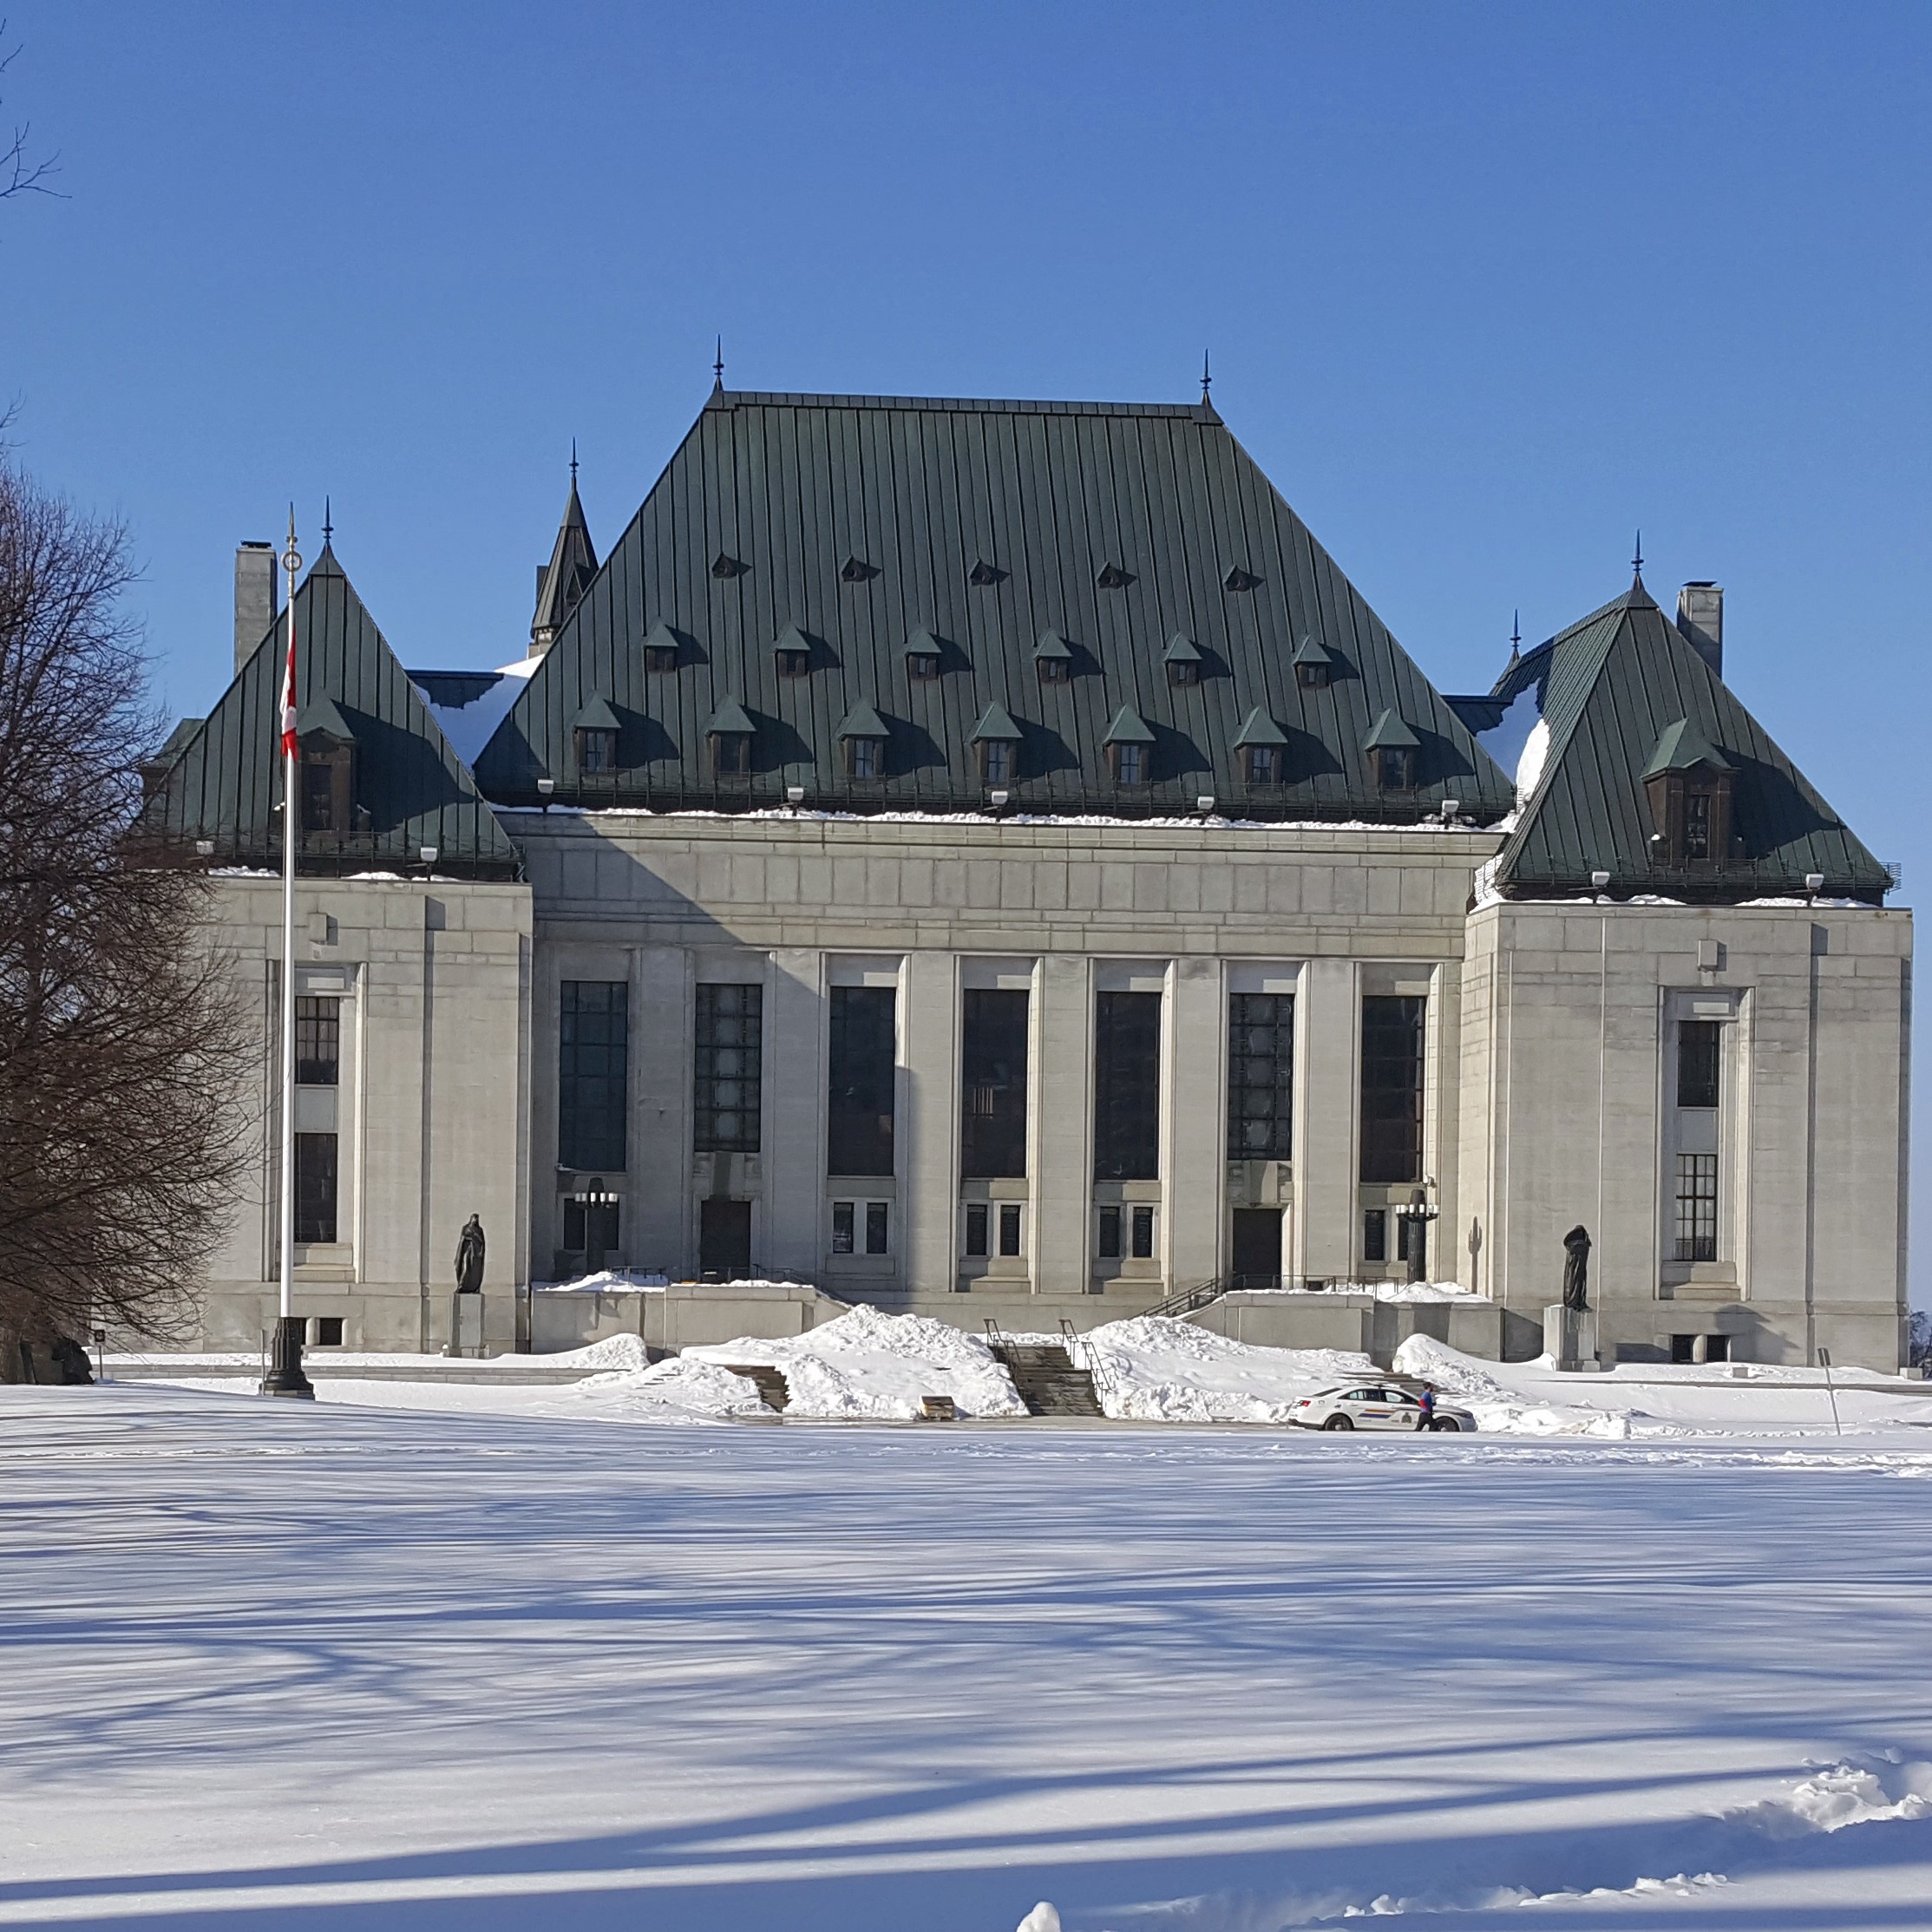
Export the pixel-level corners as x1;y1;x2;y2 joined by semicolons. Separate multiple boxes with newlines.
904;628;943;682
1163;634;1204;687
1245;744;1280;785
1292;635;1335;690
979;738;1013;785
1169;659;1201;687
1234;707;1287;789
776;649;809;678
641;625;679;673
1642;720;1735;870
970;702;1023;790
571;695;622;776
1363;710;1420;792
295;697;356;835
1034;632;1073;684
1104;706;1154;786
704;697;756;779
835;701;890;783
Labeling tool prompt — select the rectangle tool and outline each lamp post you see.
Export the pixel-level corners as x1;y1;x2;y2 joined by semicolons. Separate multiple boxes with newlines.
1397;1178;1441;1286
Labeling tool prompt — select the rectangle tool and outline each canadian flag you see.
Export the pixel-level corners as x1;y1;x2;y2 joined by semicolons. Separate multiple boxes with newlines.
279;612;298;759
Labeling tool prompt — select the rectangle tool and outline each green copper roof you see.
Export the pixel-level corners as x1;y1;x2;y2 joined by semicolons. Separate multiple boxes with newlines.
470;390;1512;819
295;694;356;742
571;692;623;731
1233;706;1288;748
1162;632;1203;664
1363;709;1419;750
1496;578;1889;901
140;546;520;877
1103;704;1156;745
970;700;1023;742
835;699;890;740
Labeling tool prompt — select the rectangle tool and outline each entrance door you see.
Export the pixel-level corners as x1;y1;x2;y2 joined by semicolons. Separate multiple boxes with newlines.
700;1198;753;1280
1230;1208;1282;1288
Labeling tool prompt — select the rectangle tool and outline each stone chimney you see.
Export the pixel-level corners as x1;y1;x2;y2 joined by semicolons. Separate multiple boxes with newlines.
234;541;278;674
1675;581;1723;680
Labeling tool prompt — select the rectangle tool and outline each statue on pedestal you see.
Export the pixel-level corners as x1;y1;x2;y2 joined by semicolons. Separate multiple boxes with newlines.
455;1215;486;1294
1562;1224;1591;1312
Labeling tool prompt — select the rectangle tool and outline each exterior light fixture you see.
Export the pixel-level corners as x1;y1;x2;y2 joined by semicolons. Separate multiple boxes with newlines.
1195;795;1216;815
536;776;554;795
419;845;439;865
1395;1179;1442;1285
1590;869;1611;891
1440;797;1460;822
1805;872;1824;894
986;789;1010;810
786;784;806;808
194;839;215;858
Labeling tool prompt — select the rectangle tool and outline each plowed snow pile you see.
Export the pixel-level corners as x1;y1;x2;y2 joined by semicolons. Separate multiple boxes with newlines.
1392;1333;1634;1436
1070;1315;1376;1424
678;1305;1028;1419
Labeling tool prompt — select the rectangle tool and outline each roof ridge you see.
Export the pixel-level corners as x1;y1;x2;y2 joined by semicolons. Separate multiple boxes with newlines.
712;390;1207;418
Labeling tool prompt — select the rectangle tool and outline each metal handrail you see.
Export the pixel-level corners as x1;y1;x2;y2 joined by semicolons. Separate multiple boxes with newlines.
1142;1274;1232;1321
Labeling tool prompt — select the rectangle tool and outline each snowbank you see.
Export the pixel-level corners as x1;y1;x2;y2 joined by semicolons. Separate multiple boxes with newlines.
1393;1334;1632;1436
567;1353;778;1422
681;1305;1028;1420
1072;1315;1374;1424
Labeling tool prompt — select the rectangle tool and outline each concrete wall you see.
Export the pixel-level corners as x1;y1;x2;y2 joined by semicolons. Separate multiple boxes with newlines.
1459;902;1911;1371
195;874;532;1353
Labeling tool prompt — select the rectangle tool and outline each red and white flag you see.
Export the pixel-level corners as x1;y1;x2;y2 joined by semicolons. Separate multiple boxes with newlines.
278;612;298;759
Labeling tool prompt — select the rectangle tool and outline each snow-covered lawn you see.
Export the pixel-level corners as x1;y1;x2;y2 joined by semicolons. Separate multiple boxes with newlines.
3;1385;1932;1930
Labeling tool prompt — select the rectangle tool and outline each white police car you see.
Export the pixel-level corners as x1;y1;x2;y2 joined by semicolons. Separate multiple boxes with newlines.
1288;1384;1477;1432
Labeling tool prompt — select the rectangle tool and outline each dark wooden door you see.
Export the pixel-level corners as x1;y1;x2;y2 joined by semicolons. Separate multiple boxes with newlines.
700;1198;752;1278
1230;1208;1281;1287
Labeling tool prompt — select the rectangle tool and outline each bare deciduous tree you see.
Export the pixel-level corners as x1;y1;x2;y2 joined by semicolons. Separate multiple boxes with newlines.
0;459;249;1375
0;26;57;205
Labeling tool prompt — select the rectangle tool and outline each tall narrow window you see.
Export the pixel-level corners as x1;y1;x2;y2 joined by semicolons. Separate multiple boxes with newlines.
964;1203;989;1256
1674;1153;1719;1261
559;980;628;1171
1359;995;1424;1183
828;985;895;1176
999;1203;1023;1256
1094;992;1161;1180
1227;992;1293;1159
1097;1205;1122;1260
978;738;1013;785
1362;1208;1388;1262
694;983;762;1153
1678;1021;1721;1110
294;1132;337;1243
296;996;340;1086
961;988;1029;1177
865;1202;889;1254
1684;790;1713;861
1130;1205;1155;1259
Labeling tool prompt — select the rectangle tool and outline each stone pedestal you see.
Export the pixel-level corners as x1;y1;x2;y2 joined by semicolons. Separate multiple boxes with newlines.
1544;1303;1599;1372
448;1293;486;1359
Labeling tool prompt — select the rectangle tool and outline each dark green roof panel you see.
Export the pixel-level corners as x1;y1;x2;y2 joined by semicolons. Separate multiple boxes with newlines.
139;547;521;876
1496;580;1889;901
472;391;1514;819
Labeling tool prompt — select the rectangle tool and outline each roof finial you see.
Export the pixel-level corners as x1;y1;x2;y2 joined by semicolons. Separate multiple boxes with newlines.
1200;349;1211;404
1509;609;1522;662
1632;528;1644;580
321;495;332;545
570;437;579;487
713;336;724;390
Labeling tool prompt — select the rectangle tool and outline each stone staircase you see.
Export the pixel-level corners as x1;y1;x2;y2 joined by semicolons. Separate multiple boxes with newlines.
720;1364;790;1411
987;1339;1104;1419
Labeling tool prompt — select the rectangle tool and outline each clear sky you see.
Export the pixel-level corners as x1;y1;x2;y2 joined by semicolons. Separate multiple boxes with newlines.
4;2;1928;1300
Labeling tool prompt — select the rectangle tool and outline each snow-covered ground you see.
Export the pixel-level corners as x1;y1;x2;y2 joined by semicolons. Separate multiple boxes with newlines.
5;1381;1932;1930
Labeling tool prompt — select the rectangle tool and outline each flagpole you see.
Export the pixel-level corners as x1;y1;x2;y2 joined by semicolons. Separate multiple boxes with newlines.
263;507;314;1398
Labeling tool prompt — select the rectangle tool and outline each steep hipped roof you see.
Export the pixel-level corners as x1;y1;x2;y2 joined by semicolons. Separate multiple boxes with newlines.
141;546;521;876
530;477;599;652
472;390;1513;818
1495;579;1889;901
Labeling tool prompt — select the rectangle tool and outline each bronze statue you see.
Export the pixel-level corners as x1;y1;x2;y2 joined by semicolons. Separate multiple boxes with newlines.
1562;1224;1591;1312
455;1215;486;1294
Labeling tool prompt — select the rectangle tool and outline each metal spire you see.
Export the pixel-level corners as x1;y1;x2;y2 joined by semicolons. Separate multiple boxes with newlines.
570;438;579;487
321;495;332;546
1200;350;1211;404
1632;529;1644;580
713;336;725;390
1508;609;1522;663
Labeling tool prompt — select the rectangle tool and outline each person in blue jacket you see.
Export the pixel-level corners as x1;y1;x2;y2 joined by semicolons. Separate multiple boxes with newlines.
1413;1385;1437;1431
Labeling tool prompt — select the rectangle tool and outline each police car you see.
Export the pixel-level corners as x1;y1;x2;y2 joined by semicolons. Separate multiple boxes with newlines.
1287;1384;1477;1432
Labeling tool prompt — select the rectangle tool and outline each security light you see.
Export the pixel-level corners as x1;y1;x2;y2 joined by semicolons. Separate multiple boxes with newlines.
1590;870;1610;891
419;845;439;864
536;776;554;795
987;789;1010;809
1195;795;1216;815
1805;872;1824;894
786;784;806;807
1440;798;1460;822
194;839;214;858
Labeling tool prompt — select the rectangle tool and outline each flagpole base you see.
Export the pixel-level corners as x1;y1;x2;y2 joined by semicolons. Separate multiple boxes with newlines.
260;1314;316;1398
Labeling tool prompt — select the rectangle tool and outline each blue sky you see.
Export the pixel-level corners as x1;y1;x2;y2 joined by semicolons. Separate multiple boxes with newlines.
4;1;1928;1298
